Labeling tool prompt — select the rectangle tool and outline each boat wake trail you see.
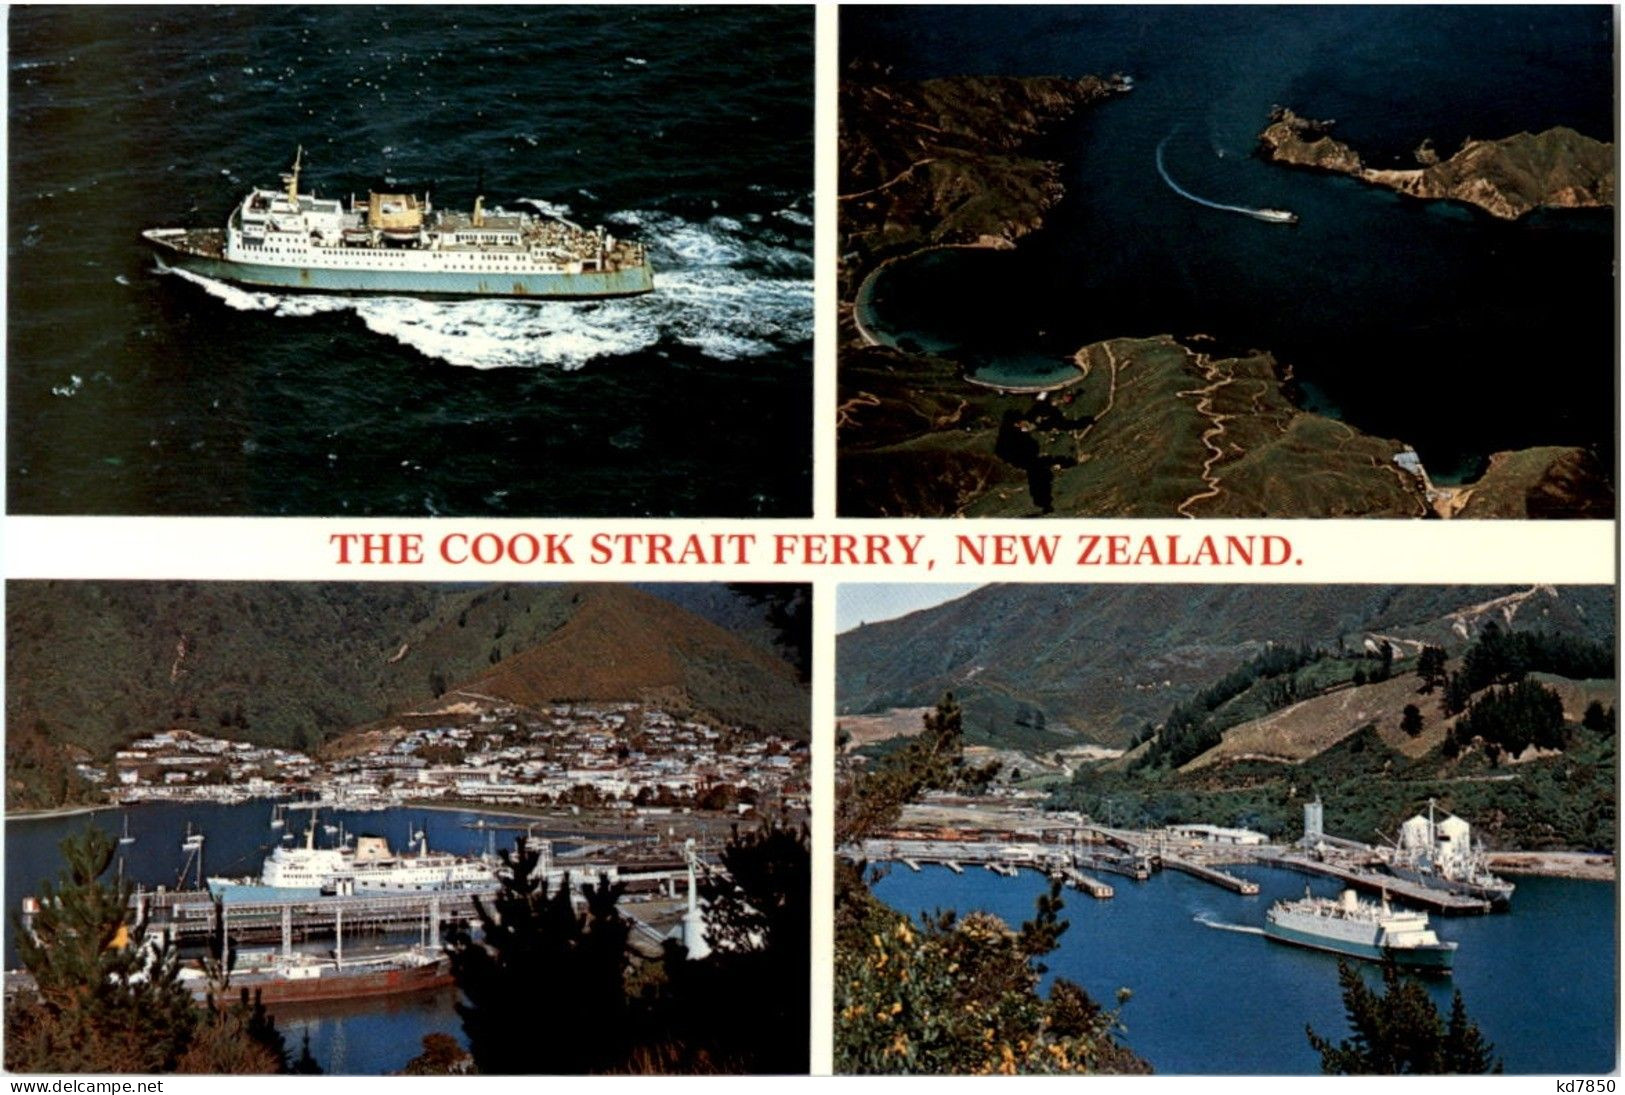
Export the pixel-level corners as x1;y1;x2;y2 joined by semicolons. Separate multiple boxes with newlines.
1194;913;1265;936
1155;134;1296;225
161;207;812;371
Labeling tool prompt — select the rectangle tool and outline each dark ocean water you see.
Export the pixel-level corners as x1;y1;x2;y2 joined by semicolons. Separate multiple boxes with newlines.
4;802;611;1073
9;6;812;516
846;6;1615;483
872;864;1617;1075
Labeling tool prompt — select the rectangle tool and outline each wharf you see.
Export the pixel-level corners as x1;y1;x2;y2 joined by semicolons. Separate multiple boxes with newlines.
1261;853;1492;914
124;862;700;948
1054;866;1113;899
1082;854;1152;882
1162;855;1260;895
134;887;500;946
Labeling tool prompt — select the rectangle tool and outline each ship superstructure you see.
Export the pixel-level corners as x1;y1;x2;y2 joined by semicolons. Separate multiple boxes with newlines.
142;147;654;299
219;814;494;894
1264;887;1457;970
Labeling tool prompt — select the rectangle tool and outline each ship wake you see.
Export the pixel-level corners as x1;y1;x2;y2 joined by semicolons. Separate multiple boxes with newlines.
1194;913;1265;936
1155;134;1294;224
159;208;811;371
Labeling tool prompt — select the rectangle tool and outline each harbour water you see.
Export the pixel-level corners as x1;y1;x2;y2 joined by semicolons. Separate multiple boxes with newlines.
871;863;1617;1074
9;6;813;516
5;801;616;1073
845;6;1613;482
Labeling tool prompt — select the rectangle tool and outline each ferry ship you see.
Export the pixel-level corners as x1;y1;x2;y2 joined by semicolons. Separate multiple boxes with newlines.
1264;888;1457;971
142;148;654;299
214;816;494;895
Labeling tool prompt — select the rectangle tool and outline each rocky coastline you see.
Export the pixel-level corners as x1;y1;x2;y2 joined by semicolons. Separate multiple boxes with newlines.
1258;106;1615;221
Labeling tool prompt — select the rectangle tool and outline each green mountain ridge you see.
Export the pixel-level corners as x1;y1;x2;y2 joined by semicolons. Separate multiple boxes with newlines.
838;584;1615;749
6;582;810;801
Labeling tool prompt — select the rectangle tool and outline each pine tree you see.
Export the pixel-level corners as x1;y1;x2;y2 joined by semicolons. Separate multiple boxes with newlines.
6;827;197;1072
1582;700;1613;734
644;821;813;1073
1416;646;1447;693
1442;672;1469;716
447;841;631;1073
836;692;970;846
1307;961;1500;1074
1442;990;1501;1073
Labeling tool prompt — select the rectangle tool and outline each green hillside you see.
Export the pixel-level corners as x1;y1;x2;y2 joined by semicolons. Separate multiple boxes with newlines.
6;582;810;808
838;584;1615;749
1047;609;1617;852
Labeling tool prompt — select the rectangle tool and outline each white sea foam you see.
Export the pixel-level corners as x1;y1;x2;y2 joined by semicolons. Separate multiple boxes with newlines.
510;197;574;221
157;210;811;371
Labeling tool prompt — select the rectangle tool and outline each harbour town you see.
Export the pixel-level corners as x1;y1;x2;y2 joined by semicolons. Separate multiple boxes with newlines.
6;582;812;1074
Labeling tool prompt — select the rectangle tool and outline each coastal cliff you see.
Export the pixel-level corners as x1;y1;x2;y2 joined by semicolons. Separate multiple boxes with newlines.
839;68;1121;299
1259;107;1614;220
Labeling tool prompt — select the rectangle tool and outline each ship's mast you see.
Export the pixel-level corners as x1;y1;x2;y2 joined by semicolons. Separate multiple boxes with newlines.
682;838;710;960
283;145;304;205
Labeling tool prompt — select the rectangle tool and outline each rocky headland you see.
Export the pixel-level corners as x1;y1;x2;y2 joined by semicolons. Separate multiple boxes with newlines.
1444;446;1616;519
1258;107;1615;220
839;67;1123;300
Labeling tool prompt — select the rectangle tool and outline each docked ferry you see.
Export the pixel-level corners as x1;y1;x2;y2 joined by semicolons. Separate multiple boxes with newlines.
212;815;494;895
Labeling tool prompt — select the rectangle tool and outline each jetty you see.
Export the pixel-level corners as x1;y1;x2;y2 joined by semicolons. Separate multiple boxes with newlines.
75;859;705;951
1162;854;1260;895
128;887;499;949
847;799;1513;921
1055;866;1113;899
849;837;1118;898
1260;852;1491;915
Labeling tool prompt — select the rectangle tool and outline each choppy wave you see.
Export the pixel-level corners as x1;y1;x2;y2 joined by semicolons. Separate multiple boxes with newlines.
159;209;811;371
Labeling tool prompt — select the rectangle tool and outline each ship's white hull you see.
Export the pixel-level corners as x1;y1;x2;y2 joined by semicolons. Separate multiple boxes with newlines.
147;233;654;299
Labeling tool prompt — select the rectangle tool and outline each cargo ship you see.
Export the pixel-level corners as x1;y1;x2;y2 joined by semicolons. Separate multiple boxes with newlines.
1264;888;1457;971
142;147;654;299
186;946;454;1006
1381;800;1515;909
